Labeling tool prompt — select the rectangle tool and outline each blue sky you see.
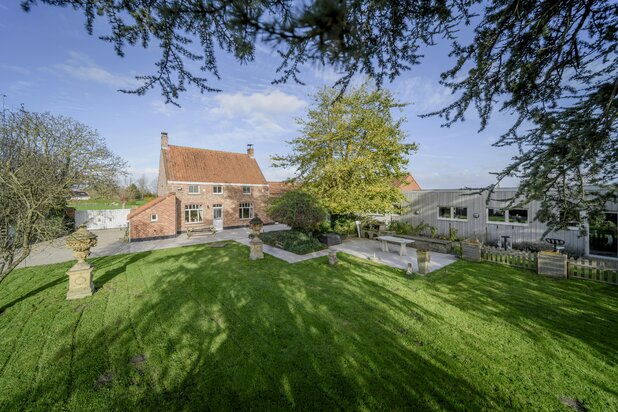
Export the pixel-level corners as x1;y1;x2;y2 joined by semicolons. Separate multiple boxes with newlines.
0;2;519;189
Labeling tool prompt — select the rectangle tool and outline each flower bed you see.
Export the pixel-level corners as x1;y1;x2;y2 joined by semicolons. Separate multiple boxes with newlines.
260;230;327;255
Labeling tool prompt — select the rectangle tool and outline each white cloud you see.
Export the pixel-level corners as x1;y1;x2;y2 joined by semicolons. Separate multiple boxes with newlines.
399;76;453;113
210;90;306;117
56;51;139;89
208;89;306;132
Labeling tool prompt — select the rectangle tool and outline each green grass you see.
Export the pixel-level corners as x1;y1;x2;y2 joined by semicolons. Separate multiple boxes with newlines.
260;229;327;254
68;199;152;210
0;244;617;411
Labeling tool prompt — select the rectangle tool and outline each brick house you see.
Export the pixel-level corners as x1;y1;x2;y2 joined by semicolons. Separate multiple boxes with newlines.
128;132;272;241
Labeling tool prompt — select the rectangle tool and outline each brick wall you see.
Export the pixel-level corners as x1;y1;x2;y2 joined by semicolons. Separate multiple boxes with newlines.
129;195;178;240
163;183;271;232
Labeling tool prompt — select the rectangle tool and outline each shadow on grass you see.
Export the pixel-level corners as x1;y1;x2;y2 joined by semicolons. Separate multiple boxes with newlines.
2;244;616;410
426;262;618;364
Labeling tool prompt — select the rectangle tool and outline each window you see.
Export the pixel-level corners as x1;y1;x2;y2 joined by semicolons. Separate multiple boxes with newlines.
438;207;451;219
487;208;529;224
589;212;617;258
150;214;158;223
487;208;506;223
438;206;468;220
213;185;223;194
509;209;528;224
242;186;252;195
239;203;254;219
188;185;200;194
184;204;203;223
213;204;222;220
453;207;468;220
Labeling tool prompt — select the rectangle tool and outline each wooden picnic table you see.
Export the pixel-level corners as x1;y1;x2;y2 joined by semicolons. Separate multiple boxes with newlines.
376;236;415;256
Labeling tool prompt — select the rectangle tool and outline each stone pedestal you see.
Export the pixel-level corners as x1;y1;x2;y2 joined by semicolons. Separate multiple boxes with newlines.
65;225;98;300
417;250;430;275
66;261;95;300
328;249;338;266
462;240;482;262
250;237;264;260
537;251;567;278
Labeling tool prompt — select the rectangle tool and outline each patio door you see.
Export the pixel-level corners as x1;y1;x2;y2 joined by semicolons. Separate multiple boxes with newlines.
213;204;223;231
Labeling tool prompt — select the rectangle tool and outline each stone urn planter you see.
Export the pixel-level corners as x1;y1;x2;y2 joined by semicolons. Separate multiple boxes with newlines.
248;215;264;260
65;225;98;300
416;249;430;275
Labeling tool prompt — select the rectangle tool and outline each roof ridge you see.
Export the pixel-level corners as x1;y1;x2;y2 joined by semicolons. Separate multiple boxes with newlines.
168;144;250;156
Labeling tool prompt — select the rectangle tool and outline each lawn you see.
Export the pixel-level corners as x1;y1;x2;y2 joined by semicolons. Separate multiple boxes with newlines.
0;244;617;411
68;199;151;210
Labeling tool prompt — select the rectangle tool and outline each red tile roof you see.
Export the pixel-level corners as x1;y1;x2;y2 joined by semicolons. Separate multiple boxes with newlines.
268;181;295;198
163;145;267;184
396;174;421;191
128;193;175;219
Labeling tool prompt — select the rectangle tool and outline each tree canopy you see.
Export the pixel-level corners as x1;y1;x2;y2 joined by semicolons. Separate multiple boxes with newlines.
22;0;618;229
273;85;415;215
267;189;327;233
0;109;126;282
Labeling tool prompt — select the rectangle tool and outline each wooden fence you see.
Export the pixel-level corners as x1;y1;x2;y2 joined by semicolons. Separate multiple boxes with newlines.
568;258;618;285
480;246;618;285
481;246;537;271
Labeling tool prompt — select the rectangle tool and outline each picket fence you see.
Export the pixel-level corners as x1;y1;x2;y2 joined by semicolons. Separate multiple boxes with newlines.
568;258;618;285
481;246;537;271
480;246;618;286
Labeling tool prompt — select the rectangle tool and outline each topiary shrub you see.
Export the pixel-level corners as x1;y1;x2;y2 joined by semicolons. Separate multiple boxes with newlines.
268;190;327;233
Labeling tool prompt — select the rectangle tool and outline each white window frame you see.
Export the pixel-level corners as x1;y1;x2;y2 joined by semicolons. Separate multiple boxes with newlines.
239;203;254;220
150;214;158;223
486;208;530;226
184;204;203;224
188;184;200;195
437;206;468;221
242;186;252;195
213;185;223;195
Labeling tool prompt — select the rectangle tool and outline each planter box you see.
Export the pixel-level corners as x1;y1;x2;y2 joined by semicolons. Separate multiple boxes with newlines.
537;251;567;278
319;233;342;246
461;241;482;262
398;235;453;254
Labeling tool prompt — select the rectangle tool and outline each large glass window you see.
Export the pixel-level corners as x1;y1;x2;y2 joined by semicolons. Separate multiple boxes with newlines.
589;212;617;258
438;206;468;220
487;208;529;224
239;203;254;219
188;184;200;194
184;204;203;223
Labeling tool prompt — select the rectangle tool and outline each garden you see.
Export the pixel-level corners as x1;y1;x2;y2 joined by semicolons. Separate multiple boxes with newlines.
0;243;616;411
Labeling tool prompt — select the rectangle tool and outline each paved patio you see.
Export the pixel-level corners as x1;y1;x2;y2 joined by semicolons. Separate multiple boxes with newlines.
19;226;457;273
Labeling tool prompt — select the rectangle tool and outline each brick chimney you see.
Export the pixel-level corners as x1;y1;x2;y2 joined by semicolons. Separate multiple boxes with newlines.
247;143;254;158
161;132;169;149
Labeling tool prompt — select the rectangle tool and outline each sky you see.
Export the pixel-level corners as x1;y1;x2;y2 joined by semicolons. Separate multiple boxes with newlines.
0;1;520;189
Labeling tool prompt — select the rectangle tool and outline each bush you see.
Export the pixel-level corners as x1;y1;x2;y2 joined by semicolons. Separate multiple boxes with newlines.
388;221;433;236
268;190;327;233
260;230;327;255
332;215;358;236
512;241;554;253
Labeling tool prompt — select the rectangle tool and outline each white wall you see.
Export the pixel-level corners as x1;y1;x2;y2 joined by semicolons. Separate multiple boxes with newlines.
75;209;131;230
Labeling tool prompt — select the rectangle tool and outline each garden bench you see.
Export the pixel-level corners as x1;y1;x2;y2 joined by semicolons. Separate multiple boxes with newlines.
376;236;415;256
186;226;217;238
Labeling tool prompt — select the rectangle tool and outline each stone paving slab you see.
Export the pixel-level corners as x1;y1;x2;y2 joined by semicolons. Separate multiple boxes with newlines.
18;226;457;274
